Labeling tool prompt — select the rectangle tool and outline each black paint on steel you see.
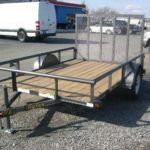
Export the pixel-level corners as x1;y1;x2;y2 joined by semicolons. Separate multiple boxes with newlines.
8;92;21;107
55;79;58;100
121;65;126;83
73;48;77;59
0;67;94;84
3;86;11;129
90;84;95;102
12;72;17;91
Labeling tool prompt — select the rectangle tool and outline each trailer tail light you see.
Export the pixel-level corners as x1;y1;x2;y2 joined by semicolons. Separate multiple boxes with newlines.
95;103;103;109
35;21;40;30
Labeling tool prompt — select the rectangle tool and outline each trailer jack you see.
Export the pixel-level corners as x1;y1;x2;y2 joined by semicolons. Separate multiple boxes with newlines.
0;85;61;134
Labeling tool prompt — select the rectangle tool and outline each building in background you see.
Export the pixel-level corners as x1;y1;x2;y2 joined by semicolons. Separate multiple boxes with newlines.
49;0;86;29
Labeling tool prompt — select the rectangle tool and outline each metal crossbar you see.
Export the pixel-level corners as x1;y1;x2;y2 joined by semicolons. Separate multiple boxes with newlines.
0;67;94;84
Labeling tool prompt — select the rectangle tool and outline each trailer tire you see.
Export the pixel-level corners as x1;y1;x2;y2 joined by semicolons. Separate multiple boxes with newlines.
145;39;150;48
129;68;142;99
17;30;27;42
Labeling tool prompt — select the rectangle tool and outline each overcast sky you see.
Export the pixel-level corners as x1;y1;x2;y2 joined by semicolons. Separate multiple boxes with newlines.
63;0;149;17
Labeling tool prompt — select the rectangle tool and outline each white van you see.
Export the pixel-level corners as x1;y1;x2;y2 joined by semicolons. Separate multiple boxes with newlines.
0;2;56;42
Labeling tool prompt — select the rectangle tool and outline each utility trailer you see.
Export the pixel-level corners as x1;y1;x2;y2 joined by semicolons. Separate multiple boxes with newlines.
0;14;145;133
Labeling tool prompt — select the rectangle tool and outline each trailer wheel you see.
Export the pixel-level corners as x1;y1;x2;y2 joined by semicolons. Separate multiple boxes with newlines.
146;39;150;48
129;69;142;99
17;30;27;42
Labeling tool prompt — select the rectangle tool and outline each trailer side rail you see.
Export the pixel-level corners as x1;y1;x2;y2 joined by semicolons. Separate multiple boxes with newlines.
0;47;77;66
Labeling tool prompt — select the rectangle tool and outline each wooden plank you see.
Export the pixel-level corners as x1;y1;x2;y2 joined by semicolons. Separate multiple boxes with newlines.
38;61;103;93
59;69;122;102
5;59;81;86
40;62;108;93
1;60;122;104
51;63;117;94
57;62;109;79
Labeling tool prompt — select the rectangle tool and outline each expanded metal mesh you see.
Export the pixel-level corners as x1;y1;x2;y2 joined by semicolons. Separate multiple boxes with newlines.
76;14;144;63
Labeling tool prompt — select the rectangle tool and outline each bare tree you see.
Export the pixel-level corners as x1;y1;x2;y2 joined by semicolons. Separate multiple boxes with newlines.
91;7;118;17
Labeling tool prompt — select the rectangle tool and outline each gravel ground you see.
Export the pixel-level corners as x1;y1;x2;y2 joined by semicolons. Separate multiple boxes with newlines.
0;83;150;150
0;33;150;150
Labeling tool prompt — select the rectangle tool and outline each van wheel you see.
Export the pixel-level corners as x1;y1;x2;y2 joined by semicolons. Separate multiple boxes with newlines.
129;69;142;99
17;30;27;42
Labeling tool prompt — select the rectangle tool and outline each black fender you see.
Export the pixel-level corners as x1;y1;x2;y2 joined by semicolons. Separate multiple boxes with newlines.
124;62;142;89
33;54;59;70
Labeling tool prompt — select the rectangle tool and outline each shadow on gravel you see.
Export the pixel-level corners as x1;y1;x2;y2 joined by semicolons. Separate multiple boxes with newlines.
27;78;150;138
27;107;88;138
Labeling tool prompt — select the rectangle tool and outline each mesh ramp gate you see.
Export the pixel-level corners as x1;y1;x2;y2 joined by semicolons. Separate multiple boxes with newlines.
76;14;144;63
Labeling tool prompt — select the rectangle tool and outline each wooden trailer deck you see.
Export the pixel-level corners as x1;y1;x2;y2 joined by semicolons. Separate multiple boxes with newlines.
1;60;122;104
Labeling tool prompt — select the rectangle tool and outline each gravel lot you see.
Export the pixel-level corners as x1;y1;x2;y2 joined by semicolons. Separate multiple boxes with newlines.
0;33;150;150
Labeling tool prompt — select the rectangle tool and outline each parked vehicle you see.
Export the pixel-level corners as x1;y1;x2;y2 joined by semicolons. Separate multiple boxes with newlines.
143;30;150;47
116;20;142;34
115;20;126;27
50;1;86;29
90;21;126;34
0;2;56;42
130;24;142;34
